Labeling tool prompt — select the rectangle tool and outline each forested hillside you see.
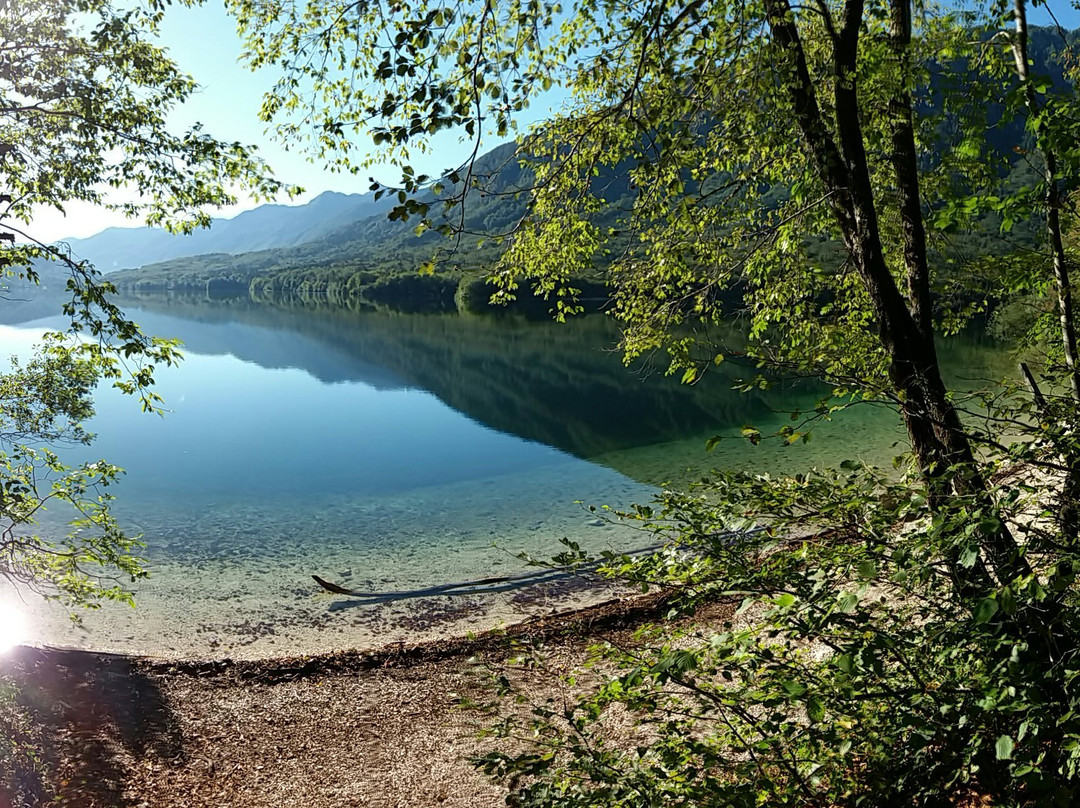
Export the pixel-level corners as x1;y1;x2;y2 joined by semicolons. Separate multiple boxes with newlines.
107;141;530;294
104;26;1074;316
60;191;391;271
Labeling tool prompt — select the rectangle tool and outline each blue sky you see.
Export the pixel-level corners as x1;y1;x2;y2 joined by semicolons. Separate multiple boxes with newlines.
1031;1;1080;28
155;3;517;205
31;0;1080;242
38;1;543;241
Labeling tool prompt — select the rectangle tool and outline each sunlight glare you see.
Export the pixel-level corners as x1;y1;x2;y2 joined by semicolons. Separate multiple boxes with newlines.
0;601;28;653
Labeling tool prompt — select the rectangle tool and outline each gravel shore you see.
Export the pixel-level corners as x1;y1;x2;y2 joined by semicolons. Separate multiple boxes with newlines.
3;592;734;808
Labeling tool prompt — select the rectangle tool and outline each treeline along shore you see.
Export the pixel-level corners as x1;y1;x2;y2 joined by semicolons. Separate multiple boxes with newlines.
114;264;614;317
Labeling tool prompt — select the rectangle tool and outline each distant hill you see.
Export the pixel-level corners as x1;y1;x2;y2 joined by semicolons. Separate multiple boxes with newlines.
106;141;553;309
103;26;1078;311
58;190;394;272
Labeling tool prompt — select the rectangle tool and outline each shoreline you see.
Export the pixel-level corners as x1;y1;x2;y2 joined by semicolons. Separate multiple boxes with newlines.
141;588;679;681
9;588;679;680
4;589;732;808
13;463;658;661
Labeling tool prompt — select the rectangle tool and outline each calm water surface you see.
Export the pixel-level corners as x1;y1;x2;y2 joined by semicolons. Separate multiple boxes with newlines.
0;297;1011;657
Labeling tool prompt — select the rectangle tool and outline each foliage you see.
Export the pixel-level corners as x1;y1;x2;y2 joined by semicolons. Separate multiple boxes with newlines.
478;404;1080;805
0;0;284;608
989;211;1080;366
0;674;49;807
228;0;1080;801
110;46;1064;318
0;340;147;608
231;0;989;352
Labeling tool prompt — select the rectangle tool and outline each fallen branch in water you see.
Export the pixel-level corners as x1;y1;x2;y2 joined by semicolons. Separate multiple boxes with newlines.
312;529;760;605
312;552;643;605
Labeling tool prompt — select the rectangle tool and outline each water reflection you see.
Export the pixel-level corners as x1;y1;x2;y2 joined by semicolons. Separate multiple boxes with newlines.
114;298;814;453
111;294;1012;483
0;293;1014;658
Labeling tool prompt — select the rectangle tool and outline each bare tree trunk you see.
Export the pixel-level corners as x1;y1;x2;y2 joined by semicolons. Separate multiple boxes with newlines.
763;0;1031;588
1012;0;1080;403
887;0;933;347
883;0;972;582
1011;0;1080;541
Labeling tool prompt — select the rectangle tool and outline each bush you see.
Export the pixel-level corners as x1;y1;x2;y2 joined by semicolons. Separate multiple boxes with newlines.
478;384;1080;806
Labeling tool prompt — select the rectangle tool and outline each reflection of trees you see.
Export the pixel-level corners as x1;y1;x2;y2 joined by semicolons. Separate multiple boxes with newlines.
117;293;826;459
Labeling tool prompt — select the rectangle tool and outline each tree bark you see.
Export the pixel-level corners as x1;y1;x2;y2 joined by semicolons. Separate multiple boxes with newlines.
764;0;1030;587
1012;0;1080;405
887;0;934;347
1011;0;1080;542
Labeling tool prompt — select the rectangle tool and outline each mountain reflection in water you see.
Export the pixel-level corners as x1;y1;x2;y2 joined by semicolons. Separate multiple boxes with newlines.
0;294;1016;657
109;295;1011;485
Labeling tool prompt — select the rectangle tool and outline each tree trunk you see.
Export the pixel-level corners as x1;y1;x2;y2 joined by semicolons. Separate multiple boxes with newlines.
764;0;1031;587
1012;0;1080;404
887;0;933;348
1011;0;1080;542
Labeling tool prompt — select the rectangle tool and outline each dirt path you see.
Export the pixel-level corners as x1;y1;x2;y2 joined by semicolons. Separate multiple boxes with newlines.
124;657;503;808
4;593;727;808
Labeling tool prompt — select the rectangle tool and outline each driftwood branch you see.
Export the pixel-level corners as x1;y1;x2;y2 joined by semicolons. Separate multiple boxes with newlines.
312;566;585;604
312;531;759;605
1020;361;1049;417
312;545;660;605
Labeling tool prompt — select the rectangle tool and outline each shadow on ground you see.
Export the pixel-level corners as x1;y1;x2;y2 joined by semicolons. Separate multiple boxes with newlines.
0;645;182;808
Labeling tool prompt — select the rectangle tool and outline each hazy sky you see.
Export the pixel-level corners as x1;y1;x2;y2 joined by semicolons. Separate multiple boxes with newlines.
35;2;321;242
36;1;547;242
30;0;1080;243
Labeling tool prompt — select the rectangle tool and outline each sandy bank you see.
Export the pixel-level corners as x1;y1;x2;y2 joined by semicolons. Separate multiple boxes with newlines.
2;591;734;808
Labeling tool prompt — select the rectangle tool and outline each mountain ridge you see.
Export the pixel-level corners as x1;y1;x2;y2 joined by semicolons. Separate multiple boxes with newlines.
59;190;394;272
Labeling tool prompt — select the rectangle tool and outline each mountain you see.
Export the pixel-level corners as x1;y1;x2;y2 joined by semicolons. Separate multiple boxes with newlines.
106;141;547;303
58;190;394;272
103;26;1077;308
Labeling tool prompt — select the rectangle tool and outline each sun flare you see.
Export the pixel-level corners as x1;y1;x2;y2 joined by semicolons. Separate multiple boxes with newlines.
0;601;28;653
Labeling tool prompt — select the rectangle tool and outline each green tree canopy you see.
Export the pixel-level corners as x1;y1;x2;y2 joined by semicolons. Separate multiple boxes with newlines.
0;0;288;609
229;0;1018;374
231;0;1044;524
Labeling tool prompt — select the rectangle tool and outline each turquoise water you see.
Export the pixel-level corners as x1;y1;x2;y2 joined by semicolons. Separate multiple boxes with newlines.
0;299;1011;658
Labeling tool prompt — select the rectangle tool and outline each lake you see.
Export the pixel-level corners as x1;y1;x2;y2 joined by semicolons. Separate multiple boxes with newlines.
0;296;1011;658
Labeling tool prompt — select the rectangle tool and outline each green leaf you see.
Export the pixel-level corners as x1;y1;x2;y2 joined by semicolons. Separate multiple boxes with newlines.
973;597;999;625
781;680;806;697
996;734;1014;760
741;427;761;446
